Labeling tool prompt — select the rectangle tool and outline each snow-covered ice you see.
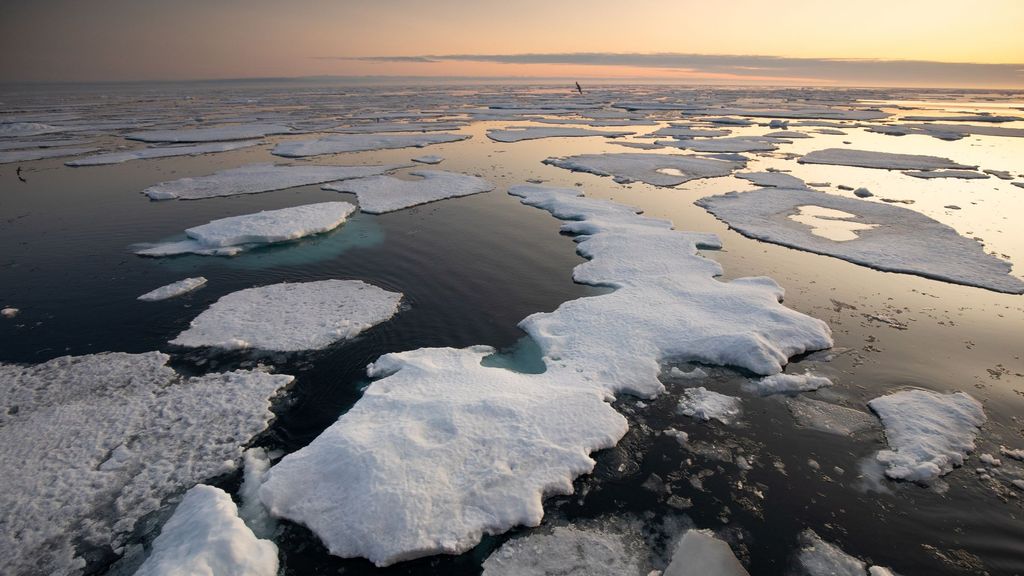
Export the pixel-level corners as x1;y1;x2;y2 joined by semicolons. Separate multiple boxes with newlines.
796;530;897;576
868;389;986;484
743;372;832;396
654;137;777;153
136;202;356;256
273;132;468;157
663;529;749;576
238;449;276;539
644;126;731;139
143;163;404;200
736;171;807;188
0;122;65;137
332;121;466;133
543;153;743;186
678;387;742;424
799;148;975;171
696;188;1024;294
133;485;278;576
411;154;444;164
0;352;292;576
1;307;19;318
481;525;645;576
171;280;402;351
137;277;207;301
486;126;633;143
0;146;99;164
66;140;262;166
323;170;494;214
902;170;988;179
126;123;292;143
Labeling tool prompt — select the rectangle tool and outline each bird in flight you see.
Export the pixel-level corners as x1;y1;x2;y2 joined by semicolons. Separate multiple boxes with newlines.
575;82;583;95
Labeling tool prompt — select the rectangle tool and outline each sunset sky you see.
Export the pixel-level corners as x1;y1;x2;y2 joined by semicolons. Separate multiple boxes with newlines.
1;0;1022;87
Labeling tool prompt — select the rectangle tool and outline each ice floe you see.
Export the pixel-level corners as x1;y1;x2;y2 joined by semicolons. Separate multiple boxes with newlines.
323;170;494;214
331;121;466;133
486;126;632;143
137;277;207;301
411;154;444;164
66;140;262;166
126;123;292;143
543;153;743;186
644;126;732;139
0;122;65;137
868;389;986;484
902;169;988;179
763;130;812;139
736;171;807;188
786;396;877;436
799;148;975;171
142;163;403;200
654;137;777;153
171;280;402;351
133;485;278;576
136;202;356;256
696;188;1024;294
743;372;832;396
900;114;1021;123
663;529;749;576
481;524;645;575
678;387;742;424
0;352;291;576
0;137;93;151
1;307;19;318
796;530;898;576
0;146;99;164
272;132;468;157
239;448;276;539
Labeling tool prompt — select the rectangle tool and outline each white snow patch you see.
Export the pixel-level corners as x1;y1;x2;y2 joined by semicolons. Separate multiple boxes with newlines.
323;170;494;214
137;277;207;301
799;148;975;171
663;529;749;576
744;372;832;396
126;123;292;143
67;140;262;166
669;366;708;380
1000;446;1024;461
543;153;743;187
487;127;632;142
171;280;402;351
678;387;742;425
273;132;468;157
143;163;404;200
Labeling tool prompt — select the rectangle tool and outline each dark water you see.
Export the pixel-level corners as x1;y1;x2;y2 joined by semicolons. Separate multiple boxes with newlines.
2;83;1023;576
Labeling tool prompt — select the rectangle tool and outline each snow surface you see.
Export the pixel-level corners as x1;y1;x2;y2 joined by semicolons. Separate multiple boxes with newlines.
868;389;986;484
133;485;278;576
486;127;632;143
143;163;403;200
273;133;468;157
696;188;1024;294
799;148;975;171
736;171;807;188
543;153;743;187
743;372;832;396
654;137;777;153
678;387;742;424
411;154;444;164
324;170;494;214
137;202;356;256
66;140;262;166
137;277;207;301
171;280;402;351
663;529;749;576
126;123;292;143
0;146;99;164
481;525;645;576
0;352;292;576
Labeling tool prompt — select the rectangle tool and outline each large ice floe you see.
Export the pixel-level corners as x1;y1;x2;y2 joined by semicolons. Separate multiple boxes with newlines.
171;280;402;351
543;153;743;186
272;132;468;157
696;188;1024;294
133;485;278;576
323;170;494;214
867;389;986;484
486;126;633;143
799;148;975;171
653;136;778;153
0;352;292;576
258;184;831;566
137;277;207;301
125;123;293;143
796;530;899;576
142;163;404;200
136;202;356;256
66;140;262;166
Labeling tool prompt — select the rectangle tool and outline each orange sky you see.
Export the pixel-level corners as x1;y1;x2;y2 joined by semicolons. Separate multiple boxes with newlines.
1;0;1022;86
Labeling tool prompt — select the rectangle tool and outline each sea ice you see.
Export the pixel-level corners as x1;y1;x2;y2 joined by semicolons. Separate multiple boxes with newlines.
66;140;262;166
0;352;291;576
663;529;749;576
171;280;402;351
543;153;743;187
900;114;1021;123
901;170;988;179
272;132;468;157
136;202;356;256
137;277;207;301
323;170;494;214
678;387;742;424
126;123;293;143
411;154;444;164
644;126;732;139
786;396;877;436
868;389;986;484
0;137;93;151
696;188;1024;294
142;163;404;200
743;372;832;396
736;171;807;188
0;146;99;164
486;126;632;143
764;130;812;139
796;530;898;576
331;121;466;133
799;148;975;171
654;137;777;153
0;122;64;137
1;307;19;318
133;485;278;576
481;525;646;576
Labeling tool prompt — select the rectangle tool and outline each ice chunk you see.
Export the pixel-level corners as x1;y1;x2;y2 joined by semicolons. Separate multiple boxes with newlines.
486;127;633;142
736;171;807;188
482;525;646;576
259;346;629;566
136;202;356;256
543;153;743;187
331;121;467;133
273;132;468;157
854;187;873;198
66;140;262;166
1000;446;1024;461
1;307;18;318
696;188;1024;294
796;530;867;576
786;396;877;436
239;448;276;539
763;130;812;139
663;529;749;576
411;154;444;164
142;163;404;200
669;366;708;380
137;277;207;301
902;170;988;179
799;148;975;171
171;279;402;351
126;123;292;143
324;170;493;214
644;126;732;138
133;485;278;576
0;137;93;151
868;389;985;484
744;372;832;396
654;137;777;153
0;122;64;137
0;146;99;164
678;387;742;424
0;352;292;576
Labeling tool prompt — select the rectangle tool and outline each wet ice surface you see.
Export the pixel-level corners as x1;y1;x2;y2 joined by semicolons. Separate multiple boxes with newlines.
322;170;494;214
272;132;469;157
137;277;207;301
543;152;742;186
67;140;263;166
126;123;293;143
486;126;633;142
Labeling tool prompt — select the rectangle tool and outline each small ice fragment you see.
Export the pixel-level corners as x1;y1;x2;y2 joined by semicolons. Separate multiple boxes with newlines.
411;154;444;164
669;366;708;380
239;448;276;539
743;372;832;396
978;453;1001;467
663;529;749;576
854;187;873;198
1;307;18;318
137;277;207;301
678;387;742;425
1000;446;1024;461
663;428;689;444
